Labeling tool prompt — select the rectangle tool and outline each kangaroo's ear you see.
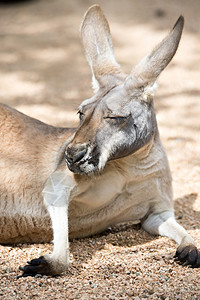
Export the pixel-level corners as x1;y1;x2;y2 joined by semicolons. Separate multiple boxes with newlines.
125;16;184;97
81;5;121;90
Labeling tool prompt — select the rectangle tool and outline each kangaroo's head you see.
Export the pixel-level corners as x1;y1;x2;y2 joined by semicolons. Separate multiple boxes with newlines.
65;5;184;175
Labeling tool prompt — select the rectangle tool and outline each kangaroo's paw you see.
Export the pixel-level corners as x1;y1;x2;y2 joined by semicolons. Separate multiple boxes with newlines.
18;254;67;278
174;244;200;268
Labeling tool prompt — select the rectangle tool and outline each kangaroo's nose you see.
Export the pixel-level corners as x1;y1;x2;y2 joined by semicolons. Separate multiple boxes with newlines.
65;145;87;164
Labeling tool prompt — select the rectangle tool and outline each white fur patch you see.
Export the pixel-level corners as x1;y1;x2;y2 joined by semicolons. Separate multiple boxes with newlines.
48;205;69;262
80;162;96;173
42;170;76;207
92;75;100;92
143;82;158;101
98;131;126;171
42;169;77;264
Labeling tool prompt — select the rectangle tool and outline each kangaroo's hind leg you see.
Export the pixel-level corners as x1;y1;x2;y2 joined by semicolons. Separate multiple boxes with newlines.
142;211;200;267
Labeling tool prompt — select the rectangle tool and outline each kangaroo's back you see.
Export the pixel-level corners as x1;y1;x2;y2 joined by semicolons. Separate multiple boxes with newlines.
0;103;74;244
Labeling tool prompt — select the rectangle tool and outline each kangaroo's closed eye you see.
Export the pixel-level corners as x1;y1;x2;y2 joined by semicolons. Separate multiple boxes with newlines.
104;115;129;125
105;116;127;119
104;115;129;120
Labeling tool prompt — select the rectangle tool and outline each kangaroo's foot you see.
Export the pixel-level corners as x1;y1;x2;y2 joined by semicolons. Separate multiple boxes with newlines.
174;244;200;268
18;254;67;278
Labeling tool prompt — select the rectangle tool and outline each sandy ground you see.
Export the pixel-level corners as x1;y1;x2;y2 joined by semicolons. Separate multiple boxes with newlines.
0;0;200;299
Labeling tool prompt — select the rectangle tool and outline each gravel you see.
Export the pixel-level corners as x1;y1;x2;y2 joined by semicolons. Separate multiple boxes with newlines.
1;224;200;299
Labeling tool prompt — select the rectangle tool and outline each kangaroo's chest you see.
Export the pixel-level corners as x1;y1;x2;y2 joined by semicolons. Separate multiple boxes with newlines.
69;166;159;220
71;168;126;211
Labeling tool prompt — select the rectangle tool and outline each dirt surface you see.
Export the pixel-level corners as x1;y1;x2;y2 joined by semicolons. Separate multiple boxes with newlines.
0;0;200;299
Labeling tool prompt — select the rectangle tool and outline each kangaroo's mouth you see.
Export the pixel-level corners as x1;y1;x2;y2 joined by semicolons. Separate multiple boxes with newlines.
65;145;100;175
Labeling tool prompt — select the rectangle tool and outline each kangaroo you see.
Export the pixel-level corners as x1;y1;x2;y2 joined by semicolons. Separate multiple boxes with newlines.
0;5;199;277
